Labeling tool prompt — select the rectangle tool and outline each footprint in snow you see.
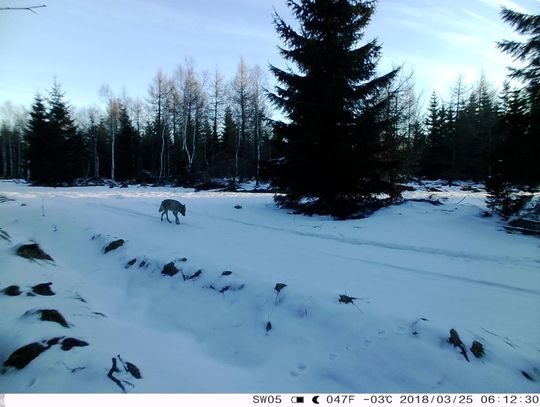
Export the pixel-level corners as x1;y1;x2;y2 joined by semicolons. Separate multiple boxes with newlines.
289;363;308;378
363;339;374;348
329;353;339;361
396;326;407;334
377;330;387;338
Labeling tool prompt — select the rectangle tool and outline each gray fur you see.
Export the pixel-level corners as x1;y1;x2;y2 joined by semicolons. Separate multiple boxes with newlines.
159;199;186;224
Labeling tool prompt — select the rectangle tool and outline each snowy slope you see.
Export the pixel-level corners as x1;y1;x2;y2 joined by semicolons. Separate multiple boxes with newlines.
0;180;538;393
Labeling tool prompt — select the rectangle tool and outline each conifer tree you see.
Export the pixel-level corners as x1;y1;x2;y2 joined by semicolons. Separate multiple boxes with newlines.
497;7;540;184
48;82;80;183
116;103;139;181
25;94;48;183
202;118;218;177
497;87;529;182
488;7;539;215
472;75;497;178
421;92;449;178
270;0;399;216
217;106;237;178
497;8;540;88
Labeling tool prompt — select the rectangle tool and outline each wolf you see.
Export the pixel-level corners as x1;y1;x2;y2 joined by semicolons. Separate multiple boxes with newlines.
159;199;186;224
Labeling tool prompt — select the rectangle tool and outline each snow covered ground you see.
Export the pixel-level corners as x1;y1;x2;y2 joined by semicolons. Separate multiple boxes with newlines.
0;180;538;393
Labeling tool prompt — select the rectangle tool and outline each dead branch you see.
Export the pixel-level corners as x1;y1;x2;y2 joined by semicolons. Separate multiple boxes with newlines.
107;357;125;392
448;329;470;362
0;5;47;14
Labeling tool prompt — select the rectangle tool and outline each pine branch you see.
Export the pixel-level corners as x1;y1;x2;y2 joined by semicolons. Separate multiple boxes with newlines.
0;5;46;14
500;7;540;36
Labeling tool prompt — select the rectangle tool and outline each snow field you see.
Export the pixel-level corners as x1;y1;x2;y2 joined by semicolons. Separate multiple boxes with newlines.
0;180;539;392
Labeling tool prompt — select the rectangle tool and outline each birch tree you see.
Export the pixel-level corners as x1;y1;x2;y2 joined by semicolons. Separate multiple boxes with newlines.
249;65;267;186
231;57;250;185
99;84;120;181
0;102;27;178
178;61;205;176
147;70;171;183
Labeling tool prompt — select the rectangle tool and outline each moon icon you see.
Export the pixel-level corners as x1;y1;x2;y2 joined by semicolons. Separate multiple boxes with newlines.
312;396;320;404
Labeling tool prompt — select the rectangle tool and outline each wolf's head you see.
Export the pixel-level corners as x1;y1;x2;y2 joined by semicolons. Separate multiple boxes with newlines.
180;204;186;216
158;202;165;213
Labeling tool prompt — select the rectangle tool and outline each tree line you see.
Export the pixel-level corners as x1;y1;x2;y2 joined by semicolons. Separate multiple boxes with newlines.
1;58;273;187
414;73;538;185
0;1;537;219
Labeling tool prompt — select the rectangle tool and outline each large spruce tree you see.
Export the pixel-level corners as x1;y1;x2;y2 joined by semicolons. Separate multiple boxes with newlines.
26;82;83;185
269;0;398;216
497;7;540;184
48;83;83;183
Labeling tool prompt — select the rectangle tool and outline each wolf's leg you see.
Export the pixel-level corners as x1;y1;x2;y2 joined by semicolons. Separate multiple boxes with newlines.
165;211;172;223
174;212;180;224
161;212;165;222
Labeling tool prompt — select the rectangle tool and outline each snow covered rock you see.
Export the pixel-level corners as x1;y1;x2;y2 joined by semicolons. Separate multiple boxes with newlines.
24;309;70;328
104;239;125;254
161;262;180;277
31;282;55;296
16;243;53;261
2;285;21;296
4;342;50;370
60;338;89;351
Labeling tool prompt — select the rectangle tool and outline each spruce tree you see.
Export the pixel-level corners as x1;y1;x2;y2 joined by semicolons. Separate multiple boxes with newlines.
48;81;79;184
424;92;440;140
473;76;497;179
497;8;540;88
421;92;450;178
25;94;48;184
202;119;218;177
497;7;540;184
116;103;139;181
217;106;237;178
26;83;78;186
498;88;529;182
270;0;399;216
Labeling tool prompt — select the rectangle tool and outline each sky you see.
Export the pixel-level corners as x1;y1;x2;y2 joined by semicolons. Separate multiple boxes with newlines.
0;0;538;117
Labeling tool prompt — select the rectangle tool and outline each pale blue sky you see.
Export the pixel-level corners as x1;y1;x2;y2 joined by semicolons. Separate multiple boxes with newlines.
0;0;538;113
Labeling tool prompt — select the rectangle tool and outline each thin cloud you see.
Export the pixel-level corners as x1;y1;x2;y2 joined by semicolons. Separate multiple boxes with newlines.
435;31;484;46
462;9;509;33
476;0;530;13
381;2;468;39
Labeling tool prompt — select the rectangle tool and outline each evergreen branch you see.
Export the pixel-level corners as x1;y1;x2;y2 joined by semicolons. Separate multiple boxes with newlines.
498;7;539;89
497;39;539;62
500;7;540;36
353;68;399;99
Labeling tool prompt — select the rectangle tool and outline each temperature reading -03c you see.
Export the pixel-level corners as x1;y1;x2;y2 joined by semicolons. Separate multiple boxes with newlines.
364;395;393;404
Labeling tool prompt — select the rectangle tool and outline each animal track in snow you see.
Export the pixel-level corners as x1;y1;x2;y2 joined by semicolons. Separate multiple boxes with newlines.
396;326;407;334
289;363;308;378
363;339;374;348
